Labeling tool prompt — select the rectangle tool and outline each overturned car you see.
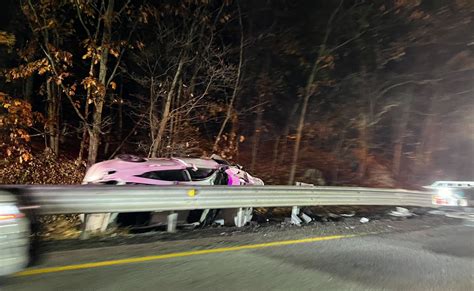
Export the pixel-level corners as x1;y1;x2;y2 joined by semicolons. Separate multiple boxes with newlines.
83;154;263;186
82;154;263;231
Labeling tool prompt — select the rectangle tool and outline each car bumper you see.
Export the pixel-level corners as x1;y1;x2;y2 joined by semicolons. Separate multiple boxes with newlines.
0;219;30;276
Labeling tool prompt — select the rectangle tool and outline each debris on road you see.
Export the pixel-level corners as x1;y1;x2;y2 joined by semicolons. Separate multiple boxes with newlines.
38;213;459;254
340;212;356;217
214;219;225;226
360;217;370;223
300;213;313;223
290;215;302;226
291;206;302;226
328;213;340;219
388;207;413;218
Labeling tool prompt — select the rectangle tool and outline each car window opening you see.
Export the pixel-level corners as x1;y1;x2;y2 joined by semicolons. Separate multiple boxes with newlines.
187;168;215;180
137;170;190;182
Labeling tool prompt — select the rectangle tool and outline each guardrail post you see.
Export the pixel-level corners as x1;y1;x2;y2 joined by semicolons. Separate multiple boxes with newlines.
234;207;253;227
167;212;178;233
291;206;302;225
80;214;90;240
234;208;245;227
80;213;112;239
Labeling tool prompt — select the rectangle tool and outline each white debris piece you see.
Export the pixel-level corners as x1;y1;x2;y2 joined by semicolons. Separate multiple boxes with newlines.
389;207;413;217
340;211;356;217
360;217;370;223
214;219;225;226
291;206;302;225
328;213;340;219
291;213;302;225
300;213;313;223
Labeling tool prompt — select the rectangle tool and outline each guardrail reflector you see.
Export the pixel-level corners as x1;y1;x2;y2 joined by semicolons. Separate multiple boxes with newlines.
188;189;196;197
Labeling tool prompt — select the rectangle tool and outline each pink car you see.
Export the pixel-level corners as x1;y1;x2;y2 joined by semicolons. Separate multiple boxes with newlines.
82;155;262;229
83;154;264;186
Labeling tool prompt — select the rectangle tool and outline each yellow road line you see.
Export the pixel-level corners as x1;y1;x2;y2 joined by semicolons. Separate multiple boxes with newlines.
16;233;356;277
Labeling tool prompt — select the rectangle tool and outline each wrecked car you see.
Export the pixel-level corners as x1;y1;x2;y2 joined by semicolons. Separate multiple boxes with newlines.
81;154;263;231
83;154;263;186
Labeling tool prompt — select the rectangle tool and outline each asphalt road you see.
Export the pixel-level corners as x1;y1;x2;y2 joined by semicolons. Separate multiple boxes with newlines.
2;221;474;291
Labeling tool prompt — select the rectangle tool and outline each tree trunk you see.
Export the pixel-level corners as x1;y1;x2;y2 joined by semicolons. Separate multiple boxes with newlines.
287;0;342;185
24;76;33;104
251;53;271;172
213;4;244;152
117;81;124;142
277;101;300;166
357;113;369;179
288;92;312;185
414;95;436;179
87;0;114;167
167;78;182;155
46;80;60;155
230;112;240;160
331;128;346;184
78;99;90;162
150;58;184;157
175;79;183;150
250;96;263;172
392;96;412;177
270;135;280;176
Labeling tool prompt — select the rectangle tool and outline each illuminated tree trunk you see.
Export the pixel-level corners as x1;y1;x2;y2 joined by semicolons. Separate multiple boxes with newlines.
150;57;184;157
78;99;90;162
288;90;312;185
167;78;183;155
87;0;114;167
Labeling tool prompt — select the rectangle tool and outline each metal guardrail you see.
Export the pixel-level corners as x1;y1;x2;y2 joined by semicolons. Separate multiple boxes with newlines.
1;185;436;215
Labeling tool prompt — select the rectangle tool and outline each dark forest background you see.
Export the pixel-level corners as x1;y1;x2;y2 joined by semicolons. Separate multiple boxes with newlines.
1;0;473;187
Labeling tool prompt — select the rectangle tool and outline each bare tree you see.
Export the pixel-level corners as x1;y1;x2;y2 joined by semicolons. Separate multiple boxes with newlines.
213;2;244;154
288;0;344;185
127;2;239;158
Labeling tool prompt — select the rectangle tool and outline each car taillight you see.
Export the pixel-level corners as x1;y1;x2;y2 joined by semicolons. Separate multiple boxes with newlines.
0;213;25;220
433;195;448;205
0;205;25;221
436;198;448;205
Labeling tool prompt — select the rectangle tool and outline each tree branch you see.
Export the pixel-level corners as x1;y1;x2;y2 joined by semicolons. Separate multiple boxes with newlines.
213;2;244;152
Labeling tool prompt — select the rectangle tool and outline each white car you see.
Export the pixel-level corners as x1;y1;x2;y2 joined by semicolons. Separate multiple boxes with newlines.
425;181;474;207
0;190;30;277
